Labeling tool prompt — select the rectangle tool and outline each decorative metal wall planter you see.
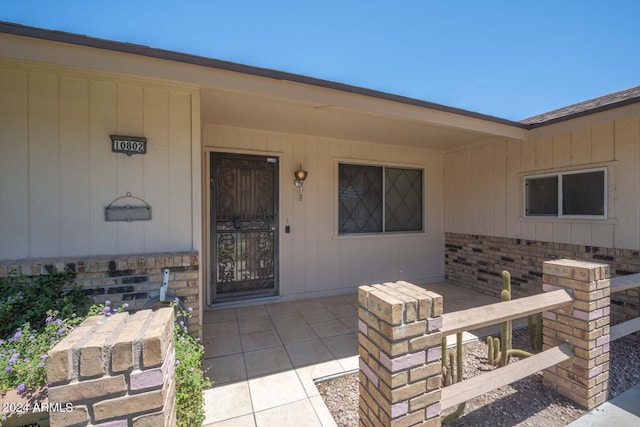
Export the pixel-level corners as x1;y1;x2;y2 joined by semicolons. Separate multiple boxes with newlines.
104;193;151;222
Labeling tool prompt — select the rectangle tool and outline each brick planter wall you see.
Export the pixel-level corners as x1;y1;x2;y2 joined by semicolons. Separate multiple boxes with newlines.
0;251;200;329
445;232;639;343
46;308;176;426
358;281;443;427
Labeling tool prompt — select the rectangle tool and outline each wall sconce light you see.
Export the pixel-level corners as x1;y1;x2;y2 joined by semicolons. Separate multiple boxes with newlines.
294;164;308;201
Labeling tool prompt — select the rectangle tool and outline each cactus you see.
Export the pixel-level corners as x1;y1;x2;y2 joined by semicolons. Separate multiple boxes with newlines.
499;271;512;367
536;312;543;350
487;336;494;364
487;270;542;367
443;333;466;423
448;351;456;383
456;332;463;383
527;312;543;351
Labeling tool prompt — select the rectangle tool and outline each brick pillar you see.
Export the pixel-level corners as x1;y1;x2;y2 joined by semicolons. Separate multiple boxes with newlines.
358;281;443;427
542;259;610;409
47;308;176;426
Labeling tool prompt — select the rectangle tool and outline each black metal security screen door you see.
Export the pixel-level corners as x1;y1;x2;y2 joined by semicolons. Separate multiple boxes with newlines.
210;153;278;303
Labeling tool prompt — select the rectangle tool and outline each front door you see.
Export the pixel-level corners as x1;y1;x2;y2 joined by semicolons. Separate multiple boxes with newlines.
210;153;278;303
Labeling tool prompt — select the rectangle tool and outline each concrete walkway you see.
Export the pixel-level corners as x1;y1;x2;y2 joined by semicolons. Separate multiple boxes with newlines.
201;281;639;426
566;383;640;426
200;282;502;427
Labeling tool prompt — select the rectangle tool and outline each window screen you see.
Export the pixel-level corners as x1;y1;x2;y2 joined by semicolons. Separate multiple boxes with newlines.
562;171;605;216
385;167;423;232
525;176;558;216
339;164;423;234
524;168;606;218
338;164;383;233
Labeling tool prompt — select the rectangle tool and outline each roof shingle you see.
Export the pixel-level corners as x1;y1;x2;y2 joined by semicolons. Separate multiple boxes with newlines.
521;85;640;126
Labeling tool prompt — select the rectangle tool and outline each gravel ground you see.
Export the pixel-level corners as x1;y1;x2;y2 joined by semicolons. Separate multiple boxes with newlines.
317;329;640;426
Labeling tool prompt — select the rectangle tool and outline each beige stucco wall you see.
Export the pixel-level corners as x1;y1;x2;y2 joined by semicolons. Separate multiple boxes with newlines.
0;60;201;259
444;104;640;250
203;124;445;300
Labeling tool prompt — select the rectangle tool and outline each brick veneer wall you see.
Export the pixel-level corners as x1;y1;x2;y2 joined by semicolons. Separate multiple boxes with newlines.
46;307;176;426
445;232;639;342
0;252;200;329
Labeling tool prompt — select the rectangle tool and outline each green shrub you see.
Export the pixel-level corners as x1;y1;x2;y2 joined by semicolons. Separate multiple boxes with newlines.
174;308;211;427
0;270;91;338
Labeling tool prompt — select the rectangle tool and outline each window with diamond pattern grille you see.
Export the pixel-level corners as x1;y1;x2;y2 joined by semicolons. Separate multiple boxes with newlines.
338;164;423;234
385;167;423;232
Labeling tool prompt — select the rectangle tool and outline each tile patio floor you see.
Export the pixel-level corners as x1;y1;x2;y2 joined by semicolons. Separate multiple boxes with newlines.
201;282;515;427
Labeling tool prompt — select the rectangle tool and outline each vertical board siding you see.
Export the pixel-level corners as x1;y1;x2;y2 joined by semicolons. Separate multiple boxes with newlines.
552;222;571;244
0;70;29;259
520;138;535;172
89;80;118;255
493;140;507;236
167;91;193;251
591;122;615;163
116;85;145;254
445;113;640;250
469;147;483;233
481;143;494;236
29;73;61;257
143;88;170;252
505;139;521;238
535;135;553;170
60;78;91;255
443;153;453;232
613;117;640;249
204;124;444;297
552;132;571;168
535;222;553;242
0;66;195;260
571;127;592;166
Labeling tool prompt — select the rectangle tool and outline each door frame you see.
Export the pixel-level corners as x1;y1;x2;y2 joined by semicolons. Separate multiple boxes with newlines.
206;150;280;305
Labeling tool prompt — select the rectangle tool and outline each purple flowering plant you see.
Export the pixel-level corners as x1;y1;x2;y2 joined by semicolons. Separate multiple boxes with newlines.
87;299;128;317
0;310;82;392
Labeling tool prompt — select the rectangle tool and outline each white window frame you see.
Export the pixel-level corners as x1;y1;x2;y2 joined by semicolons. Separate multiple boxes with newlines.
523;167;607;219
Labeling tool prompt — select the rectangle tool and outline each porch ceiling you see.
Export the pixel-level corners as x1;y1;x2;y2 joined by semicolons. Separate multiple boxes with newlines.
202;89;513;151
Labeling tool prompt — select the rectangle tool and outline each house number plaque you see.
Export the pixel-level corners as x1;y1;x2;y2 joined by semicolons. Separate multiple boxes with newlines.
110;135;147;155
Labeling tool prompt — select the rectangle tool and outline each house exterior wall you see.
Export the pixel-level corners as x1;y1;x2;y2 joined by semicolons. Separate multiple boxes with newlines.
443;107;640;340
0;59;204;325
444;105;640;250
0;59;200;260
203;124;445;300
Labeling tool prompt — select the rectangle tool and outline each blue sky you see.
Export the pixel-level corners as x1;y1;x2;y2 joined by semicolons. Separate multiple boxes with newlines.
2;1;639;121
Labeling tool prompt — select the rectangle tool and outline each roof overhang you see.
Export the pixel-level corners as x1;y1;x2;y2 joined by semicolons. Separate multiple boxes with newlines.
0;22;529;148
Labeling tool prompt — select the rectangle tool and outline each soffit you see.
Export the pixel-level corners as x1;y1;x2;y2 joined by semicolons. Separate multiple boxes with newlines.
202;89;507;151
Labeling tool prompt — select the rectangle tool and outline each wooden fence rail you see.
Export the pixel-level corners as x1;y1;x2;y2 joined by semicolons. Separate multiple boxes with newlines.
610;272;640;293
441;289;573;335
439;288;575;410
610;273;640;340
441;343;573;410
